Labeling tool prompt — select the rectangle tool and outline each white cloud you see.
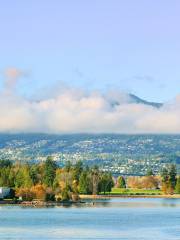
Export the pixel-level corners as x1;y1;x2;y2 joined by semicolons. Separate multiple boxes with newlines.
0;68;180;133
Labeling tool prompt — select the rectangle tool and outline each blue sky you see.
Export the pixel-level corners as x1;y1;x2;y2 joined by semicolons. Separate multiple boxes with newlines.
0;0;180;102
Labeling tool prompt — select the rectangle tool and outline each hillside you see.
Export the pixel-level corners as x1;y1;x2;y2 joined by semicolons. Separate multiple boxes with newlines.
0;134;179;175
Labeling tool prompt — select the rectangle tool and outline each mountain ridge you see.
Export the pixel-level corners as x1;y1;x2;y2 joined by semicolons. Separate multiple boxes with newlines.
129;94;163;108
110;93;163;109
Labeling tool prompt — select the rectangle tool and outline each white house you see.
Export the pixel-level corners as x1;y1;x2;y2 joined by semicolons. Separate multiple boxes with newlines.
0;187;11;199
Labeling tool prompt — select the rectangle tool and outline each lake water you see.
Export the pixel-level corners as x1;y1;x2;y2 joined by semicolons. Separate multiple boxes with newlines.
0;198;180;240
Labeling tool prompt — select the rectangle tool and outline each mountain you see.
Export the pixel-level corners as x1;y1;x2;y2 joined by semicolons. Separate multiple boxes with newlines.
110;93;163;109
129;94;163;108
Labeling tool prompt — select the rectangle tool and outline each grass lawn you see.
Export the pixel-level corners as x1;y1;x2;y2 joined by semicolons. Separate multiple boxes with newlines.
101;188;162;195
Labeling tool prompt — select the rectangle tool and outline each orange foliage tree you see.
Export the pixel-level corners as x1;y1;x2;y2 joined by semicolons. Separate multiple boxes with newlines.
31;184;46;200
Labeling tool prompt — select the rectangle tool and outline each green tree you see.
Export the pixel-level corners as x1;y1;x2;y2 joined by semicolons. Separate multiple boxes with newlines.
79;171;89;194
161;167;169;194
64;161;72;172
146;168;154;176
0;159;12;168
161;165;177;194
175;176;180;194
117;176;126;188
61;185;71;201
99;173;114;194
73;161;83;182
161;167;169;183
0;167;10;187
15;165;33;188
30;165;40;185
168;164;177;189
43;156;57;187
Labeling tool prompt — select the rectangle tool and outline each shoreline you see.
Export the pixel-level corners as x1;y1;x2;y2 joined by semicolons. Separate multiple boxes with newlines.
0;200;85;207
1;194;180;207
80;194;180;199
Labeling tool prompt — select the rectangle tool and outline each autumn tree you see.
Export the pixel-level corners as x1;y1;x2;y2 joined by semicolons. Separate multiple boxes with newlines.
141;176;159;189
127;177;141;189
31;184;46;200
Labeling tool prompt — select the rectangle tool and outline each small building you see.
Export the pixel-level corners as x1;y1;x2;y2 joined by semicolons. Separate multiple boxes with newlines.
0;187;11;199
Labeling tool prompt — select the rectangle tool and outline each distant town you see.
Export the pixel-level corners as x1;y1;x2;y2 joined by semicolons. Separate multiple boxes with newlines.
0;134;179;175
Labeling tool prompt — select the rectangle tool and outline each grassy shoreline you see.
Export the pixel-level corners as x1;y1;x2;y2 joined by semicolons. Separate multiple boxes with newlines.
80;194;180;199
80;188;180;199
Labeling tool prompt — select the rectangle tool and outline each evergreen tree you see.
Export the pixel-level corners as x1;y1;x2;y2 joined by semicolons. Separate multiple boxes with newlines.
0;159;12;168
43;156;57;187
8;167;15;187
61;185;71;201
161;167;169;183
117;176;126;188
175;176;180;194
64;160;72;172
168;164;177;189
30;165;40;185
79;171;89;194
99;173;114;194
161;165;177;194
73;161;83;182
146;168;153;176
161;167;169;194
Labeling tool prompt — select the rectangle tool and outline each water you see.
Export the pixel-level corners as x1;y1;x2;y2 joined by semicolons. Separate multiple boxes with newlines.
0;198;180;240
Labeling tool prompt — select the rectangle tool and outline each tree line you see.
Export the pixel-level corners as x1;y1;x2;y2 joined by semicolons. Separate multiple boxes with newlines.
0;158;114;201
0;158;179;201
117;165;180;194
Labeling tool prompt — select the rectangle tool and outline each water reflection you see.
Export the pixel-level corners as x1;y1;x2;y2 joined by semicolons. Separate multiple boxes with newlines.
83;197;180;208
0;198;180;240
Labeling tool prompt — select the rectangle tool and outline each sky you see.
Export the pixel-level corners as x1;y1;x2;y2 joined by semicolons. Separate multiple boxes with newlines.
0;0;180;101
0;0;180;133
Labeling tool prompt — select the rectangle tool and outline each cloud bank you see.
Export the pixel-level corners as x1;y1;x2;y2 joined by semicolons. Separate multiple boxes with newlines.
0;68;180;134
